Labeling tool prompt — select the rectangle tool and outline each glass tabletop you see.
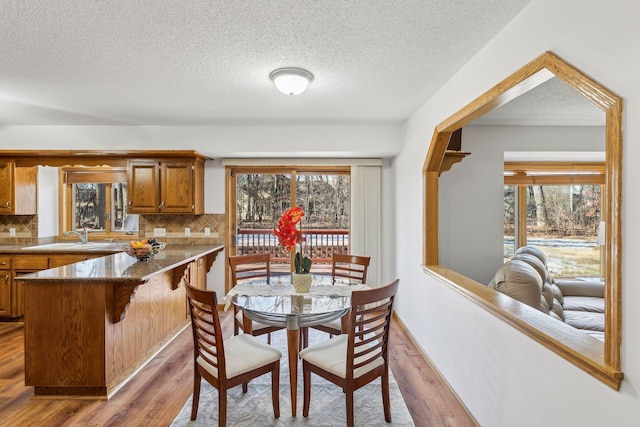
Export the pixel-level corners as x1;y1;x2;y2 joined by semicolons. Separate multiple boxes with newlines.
226;274;366;328
231;293;351;316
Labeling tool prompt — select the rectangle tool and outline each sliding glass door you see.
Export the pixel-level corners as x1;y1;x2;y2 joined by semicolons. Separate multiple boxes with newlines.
227;166;350;276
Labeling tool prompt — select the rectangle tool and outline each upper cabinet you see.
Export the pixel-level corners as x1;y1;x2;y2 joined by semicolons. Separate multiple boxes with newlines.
0;150;211;216
128;156;206;214
0;161;37;215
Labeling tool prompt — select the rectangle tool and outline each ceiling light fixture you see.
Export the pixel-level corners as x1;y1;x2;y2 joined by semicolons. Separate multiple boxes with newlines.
269;67;314;95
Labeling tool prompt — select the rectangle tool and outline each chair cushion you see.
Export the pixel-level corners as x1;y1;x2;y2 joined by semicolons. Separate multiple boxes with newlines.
316;317;343;332
299;334;384;379
197;334;282;379
236;310;275;331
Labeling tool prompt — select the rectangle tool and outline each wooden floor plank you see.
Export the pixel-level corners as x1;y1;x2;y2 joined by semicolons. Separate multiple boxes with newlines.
0;311;477;426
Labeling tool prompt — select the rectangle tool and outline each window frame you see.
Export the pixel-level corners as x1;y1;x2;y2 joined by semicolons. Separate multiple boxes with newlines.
60;166;134;239
504;161;605;277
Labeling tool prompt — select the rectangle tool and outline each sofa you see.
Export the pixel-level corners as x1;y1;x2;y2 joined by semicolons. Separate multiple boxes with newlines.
488;246;604;341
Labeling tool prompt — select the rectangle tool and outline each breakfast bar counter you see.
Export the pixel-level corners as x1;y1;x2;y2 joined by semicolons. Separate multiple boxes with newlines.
16;244;224;398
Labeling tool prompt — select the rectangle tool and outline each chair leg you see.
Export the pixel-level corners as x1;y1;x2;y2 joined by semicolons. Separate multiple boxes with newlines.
267;332;271;345
219;389;227;427
382;370;392;422
233;307;240;336
191;370;202;420
242;382;248;393
302;362;311;417
300;327;308;350
272;361;281;418
346;390;355;427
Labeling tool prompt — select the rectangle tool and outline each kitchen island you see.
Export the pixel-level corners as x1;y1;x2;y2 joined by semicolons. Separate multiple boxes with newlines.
15;244;224;398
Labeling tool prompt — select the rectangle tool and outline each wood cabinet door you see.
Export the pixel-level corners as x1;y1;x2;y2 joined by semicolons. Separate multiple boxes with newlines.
0;161;14;214
0;271;11;316
160;161;194;213
128;161;161;213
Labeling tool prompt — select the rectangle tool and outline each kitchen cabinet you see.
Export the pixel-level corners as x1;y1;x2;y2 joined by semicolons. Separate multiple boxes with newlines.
0;161;37;215
127;157;206;214
187;256;208;290
12;255;49;318
0;256;11;316
0;253;101;318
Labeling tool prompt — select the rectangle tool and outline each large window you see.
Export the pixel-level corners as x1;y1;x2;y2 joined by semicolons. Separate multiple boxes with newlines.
504;162;604;278
228;166;350;273
62;167;138;237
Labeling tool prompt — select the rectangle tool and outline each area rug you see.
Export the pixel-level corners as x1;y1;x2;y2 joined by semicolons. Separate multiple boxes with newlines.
171;329;415;426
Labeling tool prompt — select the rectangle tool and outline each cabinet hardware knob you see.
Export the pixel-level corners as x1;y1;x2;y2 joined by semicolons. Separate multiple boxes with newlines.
159;201;165;210
4;201;9;208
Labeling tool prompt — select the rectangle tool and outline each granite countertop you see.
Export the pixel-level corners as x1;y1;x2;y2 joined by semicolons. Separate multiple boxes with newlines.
0;242;122;253
15;244;225;282
15;244;225;324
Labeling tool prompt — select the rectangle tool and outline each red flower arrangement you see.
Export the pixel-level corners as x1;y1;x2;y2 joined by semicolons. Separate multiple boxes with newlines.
273;206;312;274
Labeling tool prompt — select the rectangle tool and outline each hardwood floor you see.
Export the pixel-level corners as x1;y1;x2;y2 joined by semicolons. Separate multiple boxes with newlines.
0;311;477;427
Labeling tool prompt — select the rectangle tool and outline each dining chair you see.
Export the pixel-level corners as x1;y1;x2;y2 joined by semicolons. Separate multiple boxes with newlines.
332;253;371;285
302;254;371;347
185;283;282;427
229;253;284;343
299;279;400;427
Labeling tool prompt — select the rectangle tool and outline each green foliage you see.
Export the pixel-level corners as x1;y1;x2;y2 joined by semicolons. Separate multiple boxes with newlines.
294;252;312;274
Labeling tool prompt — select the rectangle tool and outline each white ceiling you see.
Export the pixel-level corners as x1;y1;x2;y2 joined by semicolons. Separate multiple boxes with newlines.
0;0;532;126
473;77;605;126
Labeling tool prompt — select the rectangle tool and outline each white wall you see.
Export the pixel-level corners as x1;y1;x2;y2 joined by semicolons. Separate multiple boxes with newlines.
37;166;58;237
394;0;640;425
440;125;605;284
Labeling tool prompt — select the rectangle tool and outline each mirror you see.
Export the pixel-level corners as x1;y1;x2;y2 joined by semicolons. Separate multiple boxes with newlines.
423;52;623;389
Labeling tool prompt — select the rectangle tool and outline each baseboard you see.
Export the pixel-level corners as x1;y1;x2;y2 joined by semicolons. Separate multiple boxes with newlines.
392;311;479;427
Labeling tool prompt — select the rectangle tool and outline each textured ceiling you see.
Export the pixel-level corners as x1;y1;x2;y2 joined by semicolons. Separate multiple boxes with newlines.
0;0;532;126
474;77;605;126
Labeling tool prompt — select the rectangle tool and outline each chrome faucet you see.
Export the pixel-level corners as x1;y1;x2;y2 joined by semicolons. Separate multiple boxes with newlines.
64;228;89;244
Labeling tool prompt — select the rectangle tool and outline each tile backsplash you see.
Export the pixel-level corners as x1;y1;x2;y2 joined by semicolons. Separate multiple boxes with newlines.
0;215;38;244
0;214;226;245
139;214;225;245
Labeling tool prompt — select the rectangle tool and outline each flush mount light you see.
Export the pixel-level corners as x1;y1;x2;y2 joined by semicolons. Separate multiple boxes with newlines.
269;67;314;95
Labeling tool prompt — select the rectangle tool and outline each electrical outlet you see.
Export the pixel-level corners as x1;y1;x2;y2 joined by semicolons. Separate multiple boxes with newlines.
204;227;211;237
9;228;16;237
153;228;166;237
184;228;190;236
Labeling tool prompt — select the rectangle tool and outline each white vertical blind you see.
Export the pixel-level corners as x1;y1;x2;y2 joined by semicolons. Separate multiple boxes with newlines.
350;165;382;287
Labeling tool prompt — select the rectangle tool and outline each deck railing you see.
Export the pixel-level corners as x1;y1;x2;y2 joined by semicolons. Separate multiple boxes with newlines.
236;228;349;264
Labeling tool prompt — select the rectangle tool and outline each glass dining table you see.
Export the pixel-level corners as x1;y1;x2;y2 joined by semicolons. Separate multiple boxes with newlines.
224;274;367;416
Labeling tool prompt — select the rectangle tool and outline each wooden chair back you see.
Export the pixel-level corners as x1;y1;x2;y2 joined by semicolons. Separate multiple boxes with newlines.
301;279;400;426
185;283;281;426
332;253;370;284
185;284;225;387
229;253;271;286
228;253;282;339
347;279;398;382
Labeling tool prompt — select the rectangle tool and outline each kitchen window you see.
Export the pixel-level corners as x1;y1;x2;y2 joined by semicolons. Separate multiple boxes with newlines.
61;167;138;237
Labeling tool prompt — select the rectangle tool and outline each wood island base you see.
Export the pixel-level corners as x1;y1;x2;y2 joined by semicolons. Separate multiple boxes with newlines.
19;245;223;398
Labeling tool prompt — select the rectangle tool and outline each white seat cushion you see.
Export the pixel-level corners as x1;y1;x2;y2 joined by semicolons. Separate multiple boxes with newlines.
299;334;384;379
236;310;275;331
197;334;282;379
316;317;343;331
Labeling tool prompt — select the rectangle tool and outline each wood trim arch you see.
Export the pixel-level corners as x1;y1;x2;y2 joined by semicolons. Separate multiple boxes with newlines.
422;51;623;389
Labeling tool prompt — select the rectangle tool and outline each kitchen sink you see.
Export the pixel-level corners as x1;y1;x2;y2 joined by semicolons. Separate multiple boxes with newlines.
22;242;115;251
